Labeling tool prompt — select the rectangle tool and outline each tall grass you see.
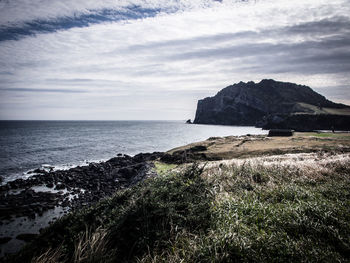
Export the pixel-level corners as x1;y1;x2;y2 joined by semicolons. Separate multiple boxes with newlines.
31;247;63;263
139;153;350;262
73;227;114;263
30;227;113;263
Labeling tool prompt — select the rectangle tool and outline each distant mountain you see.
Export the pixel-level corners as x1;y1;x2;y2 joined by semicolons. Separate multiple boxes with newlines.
194;79;350;131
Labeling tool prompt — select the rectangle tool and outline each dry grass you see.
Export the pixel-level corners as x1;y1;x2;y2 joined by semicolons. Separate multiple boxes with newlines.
73;227;114;263
205;152;350;179
167;133;350;161
30;227;114;263
31;247;63;263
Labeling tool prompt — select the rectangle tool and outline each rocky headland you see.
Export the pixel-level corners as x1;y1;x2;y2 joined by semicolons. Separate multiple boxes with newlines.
194;79;350;131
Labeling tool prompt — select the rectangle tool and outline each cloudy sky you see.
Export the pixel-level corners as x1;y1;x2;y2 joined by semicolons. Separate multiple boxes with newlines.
0;0;349;120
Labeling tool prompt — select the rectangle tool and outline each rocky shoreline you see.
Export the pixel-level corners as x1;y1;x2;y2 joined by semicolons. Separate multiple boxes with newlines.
0;151;164;256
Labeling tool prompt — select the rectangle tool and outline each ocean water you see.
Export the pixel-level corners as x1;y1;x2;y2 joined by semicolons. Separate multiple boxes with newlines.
0;120;266;182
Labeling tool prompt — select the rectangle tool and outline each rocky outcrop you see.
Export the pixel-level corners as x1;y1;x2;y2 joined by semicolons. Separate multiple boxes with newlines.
194;79;350;131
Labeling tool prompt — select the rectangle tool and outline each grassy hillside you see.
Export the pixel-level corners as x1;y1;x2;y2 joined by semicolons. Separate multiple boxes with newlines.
6;151;350;262
295;103;350;115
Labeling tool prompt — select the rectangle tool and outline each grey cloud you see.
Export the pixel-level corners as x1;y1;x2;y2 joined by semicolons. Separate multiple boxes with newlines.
166;42;276;60
55;16;350;80
283;16;350;35
118;16;350;55
162;34;350;75
165;28;350;59
0;71;14;75
45;78;95;83
316;85;350;98
119;30;258;53
0;87;87;93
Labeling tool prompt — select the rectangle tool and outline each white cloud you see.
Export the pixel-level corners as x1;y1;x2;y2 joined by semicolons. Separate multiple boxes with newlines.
0;0;350;119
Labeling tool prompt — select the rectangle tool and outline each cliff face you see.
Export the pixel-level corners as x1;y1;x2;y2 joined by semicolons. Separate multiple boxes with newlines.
194;79;350;130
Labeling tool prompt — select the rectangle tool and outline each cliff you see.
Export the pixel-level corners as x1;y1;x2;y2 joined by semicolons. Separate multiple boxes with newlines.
194;79;350;131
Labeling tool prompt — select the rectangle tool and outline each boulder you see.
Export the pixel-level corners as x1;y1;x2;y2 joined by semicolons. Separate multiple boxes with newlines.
16;233;38;242
55;183;66;190
0;237;11;244
268;129;294;137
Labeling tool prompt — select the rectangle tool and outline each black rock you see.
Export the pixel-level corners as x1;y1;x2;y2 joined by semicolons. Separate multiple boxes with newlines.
55;183;66;190
23;189;35;197
28;213;36;219
268;129;294;137
190;145;207;152
32;168;47;174
160;153;179;164
0;237;11;244
119;167;136;179
16;233;38;242
1;150;166;226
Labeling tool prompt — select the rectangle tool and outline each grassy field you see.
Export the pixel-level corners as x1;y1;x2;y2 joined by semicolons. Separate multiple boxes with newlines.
7;148;350;262
167;132;350;161
302;132;350;138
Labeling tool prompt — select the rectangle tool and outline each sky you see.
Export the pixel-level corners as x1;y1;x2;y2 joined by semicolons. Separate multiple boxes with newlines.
0;0;349;120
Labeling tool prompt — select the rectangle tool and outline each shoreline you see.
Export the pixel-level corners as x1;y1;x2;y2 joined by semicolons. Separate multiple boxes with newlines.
1;132;350;257
0;152;164;256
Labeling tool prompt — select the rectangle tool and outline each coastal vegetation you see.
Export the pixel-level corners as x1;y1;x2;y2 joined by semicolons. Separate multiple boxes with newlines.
6;147;350;262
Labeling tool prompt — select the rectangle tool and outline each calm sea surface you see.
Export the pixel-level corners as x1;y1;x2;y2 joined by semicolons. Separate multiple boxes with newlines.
0;121;266;182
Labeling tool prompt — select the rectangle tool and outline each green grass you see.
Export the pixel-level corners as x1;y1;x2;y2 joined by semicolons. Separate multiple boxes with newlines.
7;155;350;263
200;183;350;262
139;160;350;262
305;132;350;138
153;161;177;175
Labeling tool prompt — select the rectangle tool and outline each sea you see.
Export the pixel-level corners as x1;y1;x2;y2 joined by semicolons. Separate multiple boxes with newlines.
0;120;267;183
